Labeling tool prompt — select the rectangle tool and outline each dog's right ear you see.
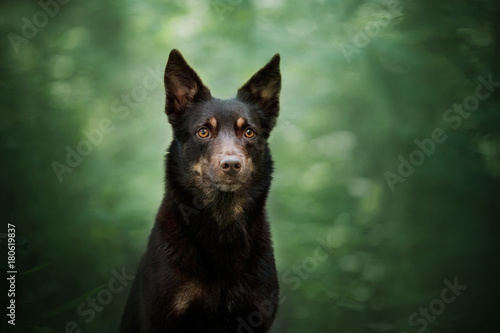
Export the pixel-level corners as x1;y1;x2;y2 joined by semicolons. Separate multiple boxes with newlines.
164;49;211;122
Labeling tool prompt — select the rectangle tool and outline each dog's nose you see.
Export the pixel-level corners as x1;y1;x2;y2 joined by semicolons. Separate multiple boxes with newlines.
220;156;242;176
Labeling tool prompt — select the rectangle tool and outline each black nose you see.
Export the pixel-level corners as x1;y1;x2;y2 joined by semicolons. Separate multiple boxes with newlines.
220;156;242;176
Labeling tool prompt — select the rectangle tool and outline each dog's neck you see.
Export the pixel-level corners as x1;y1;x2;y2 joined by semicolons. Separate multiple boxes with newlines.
165;177;269;230
155;185;262;272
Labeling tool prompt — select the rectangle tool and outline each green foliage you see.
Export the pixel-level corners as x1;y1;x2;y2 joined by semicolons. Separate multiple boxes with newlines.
1;0;499;332
41;284;107;319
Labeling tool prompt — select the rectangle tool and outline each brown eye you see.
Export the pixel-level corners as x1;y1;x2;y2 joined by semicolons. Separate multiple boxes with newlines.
244;128;255;138
198;127;209;138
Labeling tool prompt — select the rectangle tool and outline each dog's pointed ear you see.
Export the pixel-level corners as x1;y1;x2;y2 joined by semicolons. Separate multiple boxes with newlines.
164;49;211;122
237;54;281;126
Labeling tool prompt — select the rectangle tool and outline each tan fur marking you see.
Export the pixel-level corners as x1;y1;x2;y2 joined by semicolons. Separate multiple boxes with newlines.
192;162;202;175
192;157;209;176
236;117;245;128
233;201;244;217
173;281;203;314
208;117;217;129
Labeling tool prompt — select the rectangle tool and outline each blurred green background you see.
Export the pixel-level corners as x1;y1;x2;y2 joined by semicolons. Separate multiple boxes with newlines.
1;0;500;332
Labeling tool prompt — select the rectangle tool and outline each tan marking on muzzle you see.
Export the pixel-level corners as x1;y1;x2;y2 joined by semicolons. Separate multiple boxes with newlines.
247;157;254;172
192;163;202;175
173;281;203;314
192;157;209;176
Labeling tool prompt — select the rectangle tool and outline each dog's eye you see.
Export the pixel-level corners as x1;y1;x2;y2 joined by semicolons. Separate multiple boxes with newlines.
197;127;210;138
244;128;255;138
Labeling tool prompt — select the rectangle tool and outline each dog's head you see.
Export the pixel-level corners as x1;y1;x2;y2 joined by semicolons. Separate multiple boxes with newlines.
164;49;281;194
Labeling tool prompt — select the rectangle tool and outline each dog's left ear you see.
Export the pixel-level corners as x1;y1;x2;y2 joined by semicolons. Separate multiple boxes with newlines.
237;54;281;128
164;49;211;123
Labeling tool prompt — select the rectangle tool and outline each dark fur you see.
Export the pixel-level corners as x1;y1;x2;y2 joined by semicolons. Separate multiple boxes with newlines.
119;50;281;333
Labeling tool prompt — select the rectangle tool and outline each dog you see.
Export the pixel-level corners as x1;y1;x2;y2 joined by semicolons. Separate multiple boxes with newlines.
118;49;282;333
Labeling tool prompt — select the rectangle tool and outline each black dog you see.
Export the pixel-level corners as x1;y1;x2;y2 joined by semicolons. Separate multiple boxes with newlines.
119;50;281;333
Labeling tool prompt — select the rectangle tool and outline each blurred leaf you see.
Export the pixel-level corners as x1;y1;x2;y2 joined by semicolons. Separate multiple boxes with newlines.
22;262;52;276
